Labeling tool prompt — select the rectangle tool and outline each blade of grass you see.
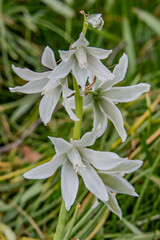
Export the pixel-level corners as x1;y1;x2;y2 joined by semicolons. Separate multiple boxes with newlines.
132;155;160;221
133;8;160;35
122;15;136;76
9;200;45;239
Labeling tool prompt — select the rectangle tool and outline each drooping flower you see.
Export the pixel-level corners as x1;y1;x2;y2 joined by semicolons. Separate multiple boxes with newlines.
49;32;114;89
70;53;150;141
23;131;142;217
86;13;104;31
9;46;78;125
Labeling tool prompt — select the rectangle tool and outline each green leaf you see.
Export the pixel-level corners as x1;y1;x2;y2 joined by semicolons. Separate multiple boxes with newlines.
133;8;160;35
122;16;136;76
0;222;16;240
20;182;43;205
150;175;160;188
41;0;75;18
122;217;142;234
10;94;40;122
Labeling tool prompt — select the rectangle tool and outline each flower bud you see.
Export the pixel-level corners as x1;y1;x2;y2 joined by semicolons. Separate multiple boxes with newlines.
86;13;104;31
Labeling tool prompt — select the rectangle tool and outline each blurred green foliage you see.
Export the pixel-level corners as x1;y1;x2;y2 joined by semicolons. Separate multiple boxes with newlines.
0;0;160;239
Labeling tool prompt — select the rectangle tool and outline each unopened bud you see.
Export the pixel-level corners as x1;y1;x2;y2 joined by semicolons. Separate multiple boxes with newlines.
86;13;104;31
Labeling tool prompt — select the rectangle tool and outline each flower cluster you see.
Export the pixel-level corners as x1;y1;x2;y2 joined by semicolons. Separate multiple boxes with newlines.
24;131;142;218
69;53;150;141
10;26;150;218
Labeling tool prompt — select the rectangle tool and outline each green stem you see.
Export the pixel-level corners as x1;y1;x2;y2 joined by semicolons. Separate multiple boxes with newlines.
82;16;88;36
73;75;83;140
54;200;67;240
70;207;95;237
54;14;88;239
63;204;80;240
84;90;97;95
54;75;83;239
76;205;106;239
72;13;88;140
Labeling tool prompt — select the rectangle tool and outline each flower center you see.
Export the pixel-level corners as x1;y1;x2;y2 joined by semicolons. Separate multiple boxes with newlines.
94;89;101;100
75;47;87;69
67;148;86;172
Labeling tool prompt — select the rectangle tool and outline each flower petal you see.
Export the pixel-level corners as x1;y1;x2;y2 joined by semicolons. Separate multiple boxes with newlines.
112;53;128;84
72;60;88;89
62;85;75;98
72;130;97;148
83;94;93;108
41;78;60;94
59;50;75;62
61;84;77;120
78;162;108;201
80;148;126;170
72;32;89;48
49;57;74;79
66;95;75;109
99;97;127;142
102;83;150;102
41;46;57;69
48;136;72;154
105;191;122;219
39;86;61;125
112;53;128;86
103;160;143;174
91;198;100;209
75;47;88;69
63;97;79;121
61;161;79;211
87;55;114;81
87;47;112;59
93;100;107;137
101;173;138;196
9;78;48;94
12;65;51;81
23;153;65;179
99;53;128;91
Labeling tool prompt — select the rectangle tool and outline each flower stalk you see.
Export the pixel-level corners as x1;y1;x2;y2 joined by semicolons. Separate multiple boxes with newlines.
54;15;88;238
54;200;67;240
63;203;80;240
73;75;83;140
81;11;88;36
54;75;83;240
54;15;87;238
54;73;83;238
72;11;89;140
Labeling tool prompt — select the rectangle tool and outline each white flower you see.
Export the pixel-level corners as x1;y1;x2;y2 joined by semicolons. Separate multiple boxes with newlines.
49;32;114;89
86;13;104;31
23;131;142;217
9;46;78;125
80;53;150;141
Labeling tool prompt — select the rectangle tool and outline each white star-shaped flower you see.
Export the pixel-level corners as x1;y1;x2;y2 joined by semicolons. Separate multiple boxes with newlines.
9;46;78;125
24;131;142;218
49;32;114;89
70;53;150;141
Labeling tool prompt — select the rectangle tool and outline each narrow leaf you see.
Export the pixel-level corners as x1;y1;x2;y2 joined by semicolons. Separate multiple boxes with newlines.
122;16;136;76
133;7;160;35
41;0;75;18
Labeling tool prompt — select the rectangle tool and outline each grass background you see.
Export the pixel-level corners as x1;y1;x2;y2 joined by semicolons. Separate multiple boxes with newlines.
0;0;160;239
